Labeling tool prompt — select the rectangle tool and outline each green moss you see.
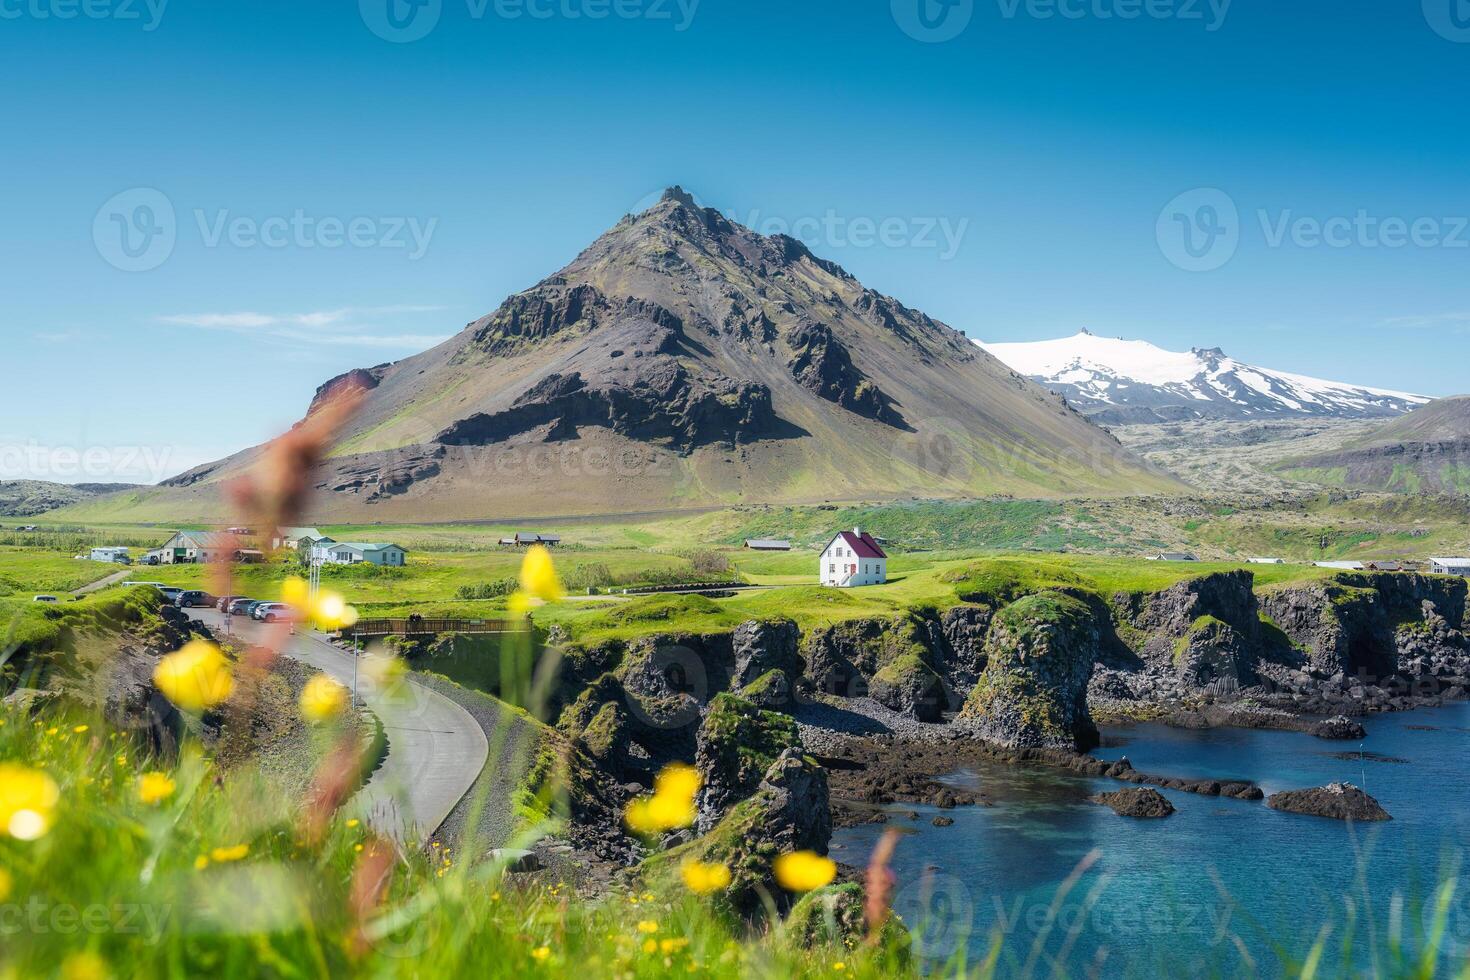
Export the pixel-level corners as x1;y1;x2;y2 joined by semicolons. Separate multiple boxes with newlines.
701;692;800;783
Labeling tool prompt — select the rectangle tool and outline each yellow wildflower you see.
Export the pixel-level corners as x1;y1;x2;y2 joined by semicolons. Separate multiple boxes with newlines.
193;855;209;870
636;919;659;934
210;843;249;863
0;867;11;902
642;938;658;954
299;673;349;724
655;764;701;801
153;640;234;713
518;545;565;602
773;851;837;892
624;762;701;833
60;952;108;980
0;763;59;841
281;575;310;606
506;590;534;617
73;725;89;734
680;859;732;895
346;818;360;828
834;962;847;971
312;591;358;630
136;772;176;806
530;946;551;962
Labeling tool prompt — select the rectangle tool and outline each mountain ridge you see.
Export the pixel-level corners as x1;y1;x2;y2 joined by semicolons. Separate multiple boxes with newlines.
64;189;1181;522
980;330;1429;425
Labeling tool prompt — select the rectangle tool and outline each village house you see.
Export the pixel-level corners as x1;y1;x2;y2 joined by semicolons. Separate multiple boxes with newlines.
1315;560;1366;571
1247;557;1285;565
272;527;335;551
319;542;407;567
500;532;562;547
155;531;264;565
1430;557;1470;577
819;527;887;587
1148;552;1199;562
743;538;792;551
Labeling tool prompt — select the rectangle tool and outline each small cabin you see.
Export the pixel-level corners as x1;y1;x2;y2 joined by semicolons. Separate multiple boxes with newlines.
1148;552;1199;563
1430;558;1470;577
820;527;887;588
744;538;792;552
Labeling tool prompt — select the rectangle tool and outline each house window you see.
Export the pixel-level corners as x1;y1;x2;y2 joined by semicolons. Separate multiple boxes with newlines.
829;564;835;574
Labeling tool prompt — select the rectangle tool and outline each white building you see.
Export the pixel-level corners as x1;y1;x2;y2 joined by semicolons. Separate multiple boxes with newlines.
819;527;887;587
273;527;334;551
1247;557;1285;565
318;542;407;567
1430;558;1470;577
155;531;264;564
89;547;130;563
1315;561;1366;571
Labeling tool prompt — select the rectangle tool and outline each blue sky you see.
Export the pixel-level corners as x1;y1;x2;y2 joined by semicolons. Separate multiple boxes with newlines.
3;0;1468;482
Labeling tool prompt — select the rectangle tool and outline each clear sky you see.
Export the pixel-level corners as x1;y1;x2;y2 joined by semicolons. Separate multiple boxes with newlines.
3;0;1468;483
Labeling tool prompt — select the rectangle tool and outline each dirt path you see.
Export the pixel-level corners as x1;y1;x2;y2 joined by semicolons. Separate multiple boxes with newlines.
72;568;133;596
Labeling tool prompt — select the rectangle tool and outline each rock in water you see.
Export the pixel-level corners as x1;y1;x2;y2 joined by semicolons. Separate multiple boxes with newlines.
1090;788;1176;818
1267;782;1391;821
960;591;1101;751
1310;715;1368;740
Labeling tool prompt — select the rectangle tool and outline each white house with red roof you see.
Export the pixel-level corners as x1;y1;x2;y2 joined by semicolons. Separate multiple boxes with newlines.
820;527;888;587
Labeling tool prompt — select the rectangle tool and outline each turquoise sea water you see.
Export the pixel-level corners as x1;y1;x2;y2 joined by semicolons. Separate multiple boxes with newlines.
830;702;1470;977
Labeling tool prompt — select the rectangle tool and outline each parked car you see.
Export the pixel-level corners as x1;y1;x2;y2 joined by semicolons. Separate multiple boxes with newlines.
157;587;185;603
33;595;59;603
215;595;246;612
175;591;217;608
251;602;297;623
226;598;259;616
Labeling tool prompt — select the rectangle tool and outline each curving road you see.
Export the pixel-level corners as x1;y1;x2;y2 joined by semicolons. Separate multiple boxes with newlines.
189;610;489;844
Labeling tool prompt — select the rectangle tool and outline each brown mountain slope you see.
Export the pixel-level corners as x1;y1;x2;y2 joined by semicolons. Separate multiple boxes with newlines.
1279;395;1470;495
98;188;1180;522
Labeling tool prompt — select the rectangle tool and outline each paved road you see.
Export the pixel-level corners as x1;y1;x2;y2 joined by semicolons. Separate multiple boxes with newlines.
190;610;489;844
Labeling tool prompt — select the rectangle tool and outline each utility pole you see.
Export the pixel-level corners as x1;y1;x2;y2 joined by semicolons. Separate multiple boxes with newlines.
352;630;360;707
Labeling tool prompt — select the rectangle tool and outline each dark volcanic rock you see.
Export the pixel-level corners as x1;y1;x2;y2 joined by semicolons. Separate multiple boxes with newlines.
435;362;792;453
1090;788;1176;818
731;618;803;689
961;591;1101;751
868;654;948;722
1267;782;1391;821
693;693;802;833
1310;715;1368;740
787;321;910;429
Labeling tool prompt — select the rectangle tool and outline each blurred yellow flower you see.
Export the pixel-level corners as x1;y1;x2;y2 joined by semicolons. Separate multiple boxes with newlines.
346;818;360;828
210;844;249;863
655;763;701;801
530;946;551;962
833;962;846;971
281;576;310;607
641;938;658;955
0;763;59;841
313;591;359;630
680;859;732;895
60;952;108;980
136;772;176;806
660;938;689;954
773;851;836;892
519;545;565;602
299;673;349;724
73;725;89;734
360;653;406;687
636;919;659;934
0;867;11;902
624;762;701;834
153;640;234;713
193;855;209;871
506;591;533;617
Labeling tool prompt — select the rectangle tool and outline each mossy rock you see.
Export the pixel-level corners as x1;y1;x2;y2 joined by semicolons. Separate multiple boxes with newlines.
783;882;909;960
868;653;948;722
695;692;801;828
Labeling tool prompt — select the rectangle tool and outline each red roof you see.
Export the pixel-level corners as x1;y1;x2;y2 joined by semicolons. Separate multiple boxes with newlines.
830;530;886;560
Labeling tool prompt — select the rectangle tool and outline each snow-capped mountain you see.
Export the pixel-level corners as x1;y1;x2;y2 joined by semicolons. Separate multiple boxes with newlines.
978;331;1429;425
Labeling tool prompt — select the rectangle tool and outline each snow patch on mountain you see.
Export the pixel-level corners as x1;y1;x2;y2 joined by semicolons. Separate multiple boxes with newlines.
978;331;1429;425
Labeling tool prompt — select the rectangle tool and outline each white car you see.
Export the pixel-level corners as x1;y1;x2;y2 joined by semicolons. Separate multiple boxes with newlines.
251;602;297;623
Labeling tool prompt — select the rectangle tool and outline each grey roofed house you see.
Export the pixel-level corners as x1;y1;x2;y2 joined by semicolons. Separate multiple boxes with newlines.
1430;557;1470;576
513;532;561;546
744;538;792;551
1149;552;1198;562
